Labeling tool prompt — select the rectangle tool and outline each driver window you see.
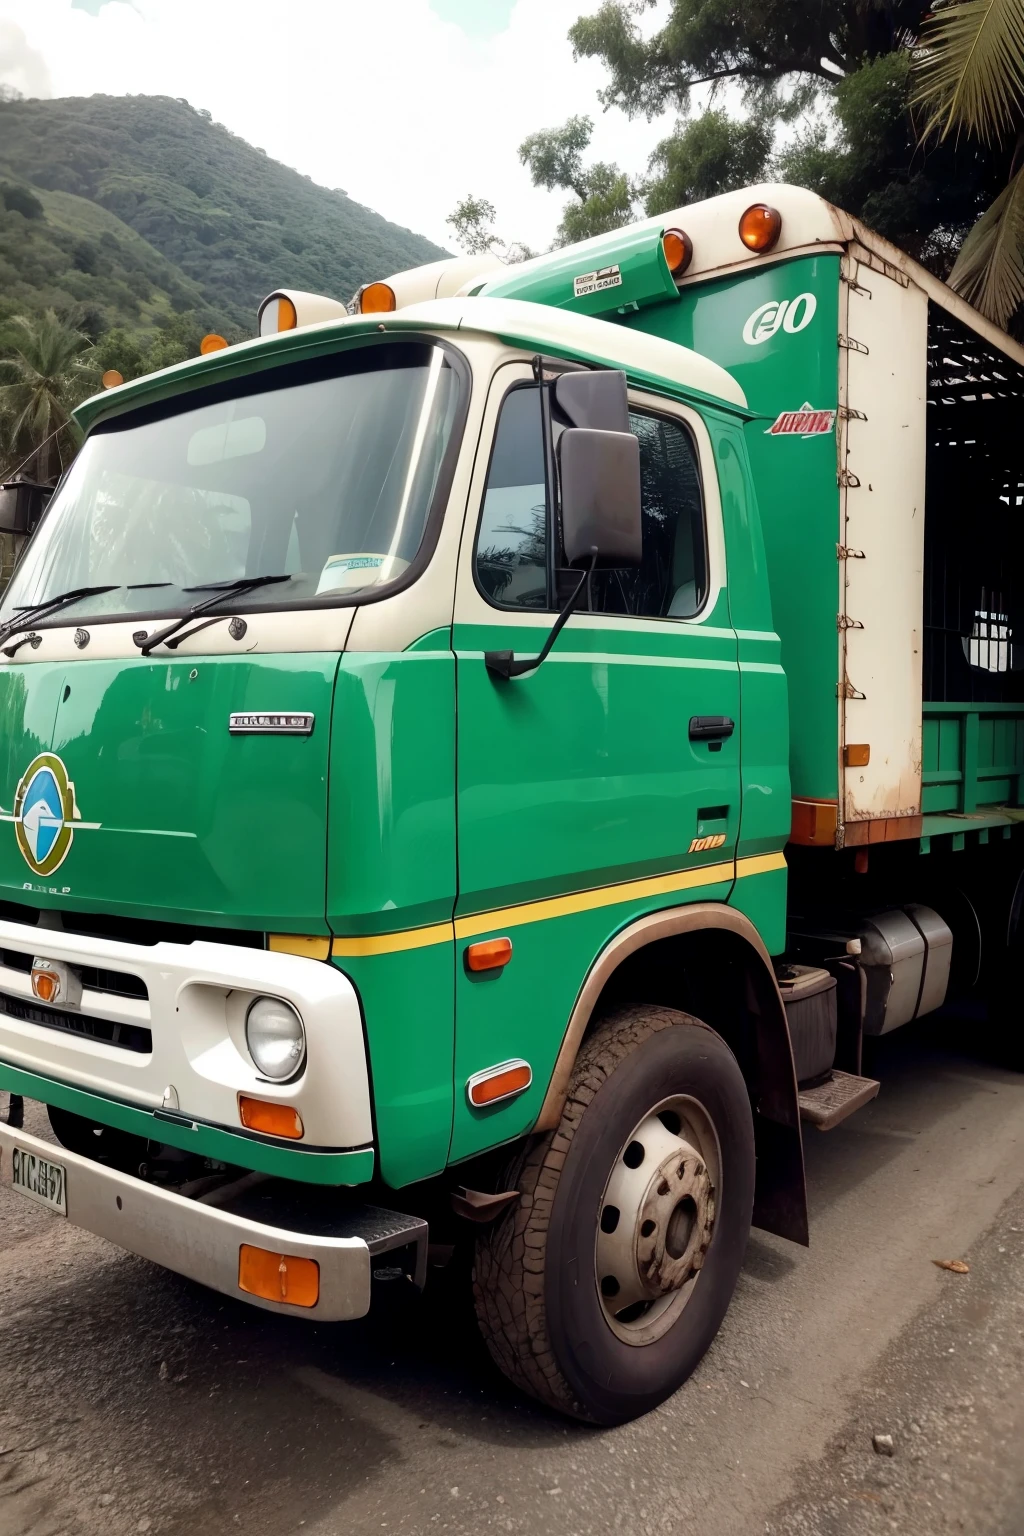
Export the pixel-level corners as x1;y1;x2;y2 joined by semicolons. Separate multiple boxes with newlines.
473;386;708;619
584;411;707;619
474;386;548;610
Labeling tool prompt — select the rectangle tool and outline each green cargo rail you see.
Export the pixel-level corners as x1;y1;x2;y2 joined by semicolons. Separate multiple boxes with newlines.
921;702;1024;848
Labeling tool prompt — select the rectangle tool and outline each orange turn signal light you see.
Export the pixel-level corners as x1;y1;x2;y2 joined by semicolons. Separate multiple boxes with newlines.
238;1096;304;1139
467;1059;533;1108
465;937;513;973
238;1244;320;1308
738;203;782;253
844;743;871;767
200;333;229;355
661;228;693;277
359;281;397;314
32;970;58;1003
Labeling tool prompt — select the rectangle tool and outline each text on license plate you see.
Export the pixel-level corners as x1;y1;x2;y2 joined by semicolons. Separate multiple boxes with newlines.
10;1147;67;1215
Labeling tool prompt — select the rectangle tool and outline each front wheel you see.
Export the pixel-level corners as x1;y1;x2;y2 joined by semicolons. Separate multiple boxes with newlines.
473;1005;755;1424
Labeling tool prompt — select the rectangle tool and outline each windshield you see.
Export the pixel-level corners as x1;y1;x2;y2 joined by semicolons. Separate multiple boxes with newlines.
0;340;463;627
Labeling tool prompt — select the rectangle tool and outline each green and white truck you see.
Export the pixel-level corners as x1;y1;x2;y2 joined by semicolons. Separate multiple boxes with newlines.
0;184;1021;1425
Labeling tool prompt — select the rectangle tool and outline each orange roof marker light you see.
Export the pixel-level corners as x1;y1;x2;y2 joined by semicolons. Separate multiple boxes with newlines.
238;1244;320;1308
200;333;229;355
739;203;782;253
238;1095;304;1139
661;228;693;278
467;1058;533;1108
101;369;123;390
358;282;397;315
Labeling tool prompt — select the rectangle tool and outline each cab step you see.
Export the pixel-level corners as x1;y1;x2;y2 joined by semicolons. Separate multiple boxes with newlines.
798;1070;880;1131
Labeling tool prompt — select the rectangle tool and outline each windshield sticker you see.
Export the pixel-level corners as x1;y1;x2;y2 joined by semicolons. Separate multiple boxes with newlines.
572;264;622;300
742;292;817;345
315;553;409;595
765;403;836;438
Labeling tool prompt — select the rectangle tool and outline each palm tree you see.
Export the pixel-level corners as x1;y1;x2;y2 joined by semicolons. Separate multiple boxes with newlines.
911;0;1024;328
0;310;99;483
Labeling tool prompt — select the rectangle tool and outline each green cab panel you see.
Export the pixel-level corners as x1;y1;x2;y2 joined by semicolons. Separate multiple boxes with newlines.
0;666;65;827
631;255;841;803
327;649;458;1188
450;616;741;1165
0;654;338;931
326;652;456;935
710;418;791;954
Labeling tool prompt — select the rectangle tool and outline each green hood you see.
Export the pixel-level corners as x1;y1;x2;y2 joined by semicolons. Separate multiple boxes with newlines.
0;652;338;933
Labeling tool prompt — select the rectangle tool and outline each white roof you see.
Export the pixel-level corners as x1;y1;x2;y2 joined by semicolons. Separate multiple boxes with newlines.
396;295;748;408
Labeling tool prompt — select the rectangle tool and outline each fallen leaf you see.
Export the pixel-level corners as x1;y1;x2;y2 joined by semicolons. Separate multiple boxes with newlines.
933;1258;970;1274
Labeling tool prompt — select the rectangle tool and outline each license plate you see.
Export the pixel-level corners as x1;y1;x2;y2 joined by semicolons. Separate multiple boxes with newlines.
9;1147;67;1215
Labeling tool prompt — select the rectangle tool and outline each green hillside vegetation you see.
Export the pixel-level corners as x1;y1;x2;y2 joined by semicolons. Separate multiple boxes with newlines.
0;177;231;339
0;93;448;336
0;91;449;485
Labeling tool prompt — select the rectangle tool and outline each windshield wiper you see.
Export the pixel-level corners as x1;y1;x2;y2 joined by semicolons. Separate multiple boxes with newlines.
132;575;291;656
0;585;119;651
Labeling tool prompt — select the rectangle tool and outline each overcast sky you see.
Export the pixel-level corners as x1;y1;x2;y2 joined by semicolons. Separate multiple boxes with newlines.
0;0;681;255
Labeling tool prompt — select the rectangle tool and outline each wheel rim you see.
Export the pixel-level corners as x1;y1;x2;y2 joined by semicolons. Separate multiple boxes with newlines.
594;1094;720;1345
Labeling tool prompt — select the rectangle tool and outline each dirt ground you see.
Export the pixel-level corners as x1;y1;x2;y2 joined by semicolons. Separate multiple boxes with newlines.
2;1014;1022;1536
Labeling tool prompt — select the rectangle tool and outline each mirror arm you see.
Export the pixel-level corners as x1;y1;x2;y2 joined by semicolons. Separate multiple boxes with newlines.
485;556;595;681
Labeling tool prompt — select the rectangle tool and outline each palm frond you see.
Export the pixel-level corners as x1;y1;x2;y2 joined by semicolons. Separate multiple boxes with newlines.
949;163;1024;323
911;0;1024;145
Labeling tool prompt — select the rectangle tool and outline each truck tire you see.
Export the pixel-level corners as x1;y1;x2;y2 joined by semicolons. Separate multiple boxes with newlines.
473;1005;755;1424
1;1092;23;1128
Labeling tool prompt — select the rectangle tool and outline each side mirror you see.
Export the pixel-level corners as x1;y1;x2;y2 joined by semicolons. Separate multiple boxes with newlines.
560;427;642;568
0;478;51;535
554;369;630;433
483;369;643;681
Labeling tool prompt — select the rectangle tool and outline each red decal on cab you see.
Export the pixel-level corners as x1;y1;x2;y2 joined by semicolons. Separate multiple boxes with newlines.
765;402;836;437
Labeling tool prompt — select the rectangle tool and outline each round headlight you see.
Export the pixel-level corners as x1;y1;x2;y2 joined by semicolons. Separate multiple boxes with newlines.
245;996;306;1081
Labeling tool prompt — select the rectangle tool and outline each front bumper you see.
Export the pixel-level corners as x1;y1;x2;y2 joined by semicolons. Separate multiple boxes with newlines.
0;918;372;1158
0;1121;427;1320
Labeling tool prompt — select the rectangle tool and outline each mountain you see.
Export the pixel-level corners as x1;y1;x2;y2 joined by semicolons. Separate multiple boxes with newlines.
0;93;449;339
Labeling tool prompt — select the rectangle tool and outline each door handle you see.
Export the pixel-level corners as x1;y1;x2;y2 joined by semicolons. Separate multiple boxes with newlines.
689;715;735;741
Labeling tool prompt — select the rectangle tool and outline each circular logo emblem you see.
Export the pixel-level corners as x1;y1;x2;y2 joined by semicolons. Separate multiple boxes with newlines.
14;754;77;876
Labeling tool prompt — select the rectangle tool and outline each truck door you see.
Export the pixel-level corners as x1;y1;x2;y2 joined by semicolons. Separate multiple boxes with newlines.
450;362;741;1163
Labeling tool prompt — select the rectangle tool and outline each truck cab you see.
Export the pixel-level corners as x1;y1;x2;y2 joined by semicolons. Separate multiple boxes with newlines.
1;184;1020;1427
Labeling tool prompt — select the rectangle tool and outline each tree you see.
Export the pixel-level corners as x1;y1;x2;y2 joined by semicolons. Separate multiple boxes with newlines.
646;109;772;214
446;195;535;263
568;0;1007;276
569;0;922;119
0;182;43;219
93;325;149;383
911;0;1024;325
0;311;98;482
447;120;634;260
519;116;635;244
143;312;213;373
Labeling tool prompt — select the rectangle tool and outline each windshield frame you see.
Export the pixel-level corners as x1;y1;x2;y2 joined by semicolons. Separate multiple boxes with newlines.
7;333;472;632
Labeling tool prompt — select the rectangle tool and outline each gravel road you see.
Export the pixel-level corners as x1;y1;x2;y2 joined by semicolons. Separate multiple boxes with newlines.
2;1014;1022;1536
